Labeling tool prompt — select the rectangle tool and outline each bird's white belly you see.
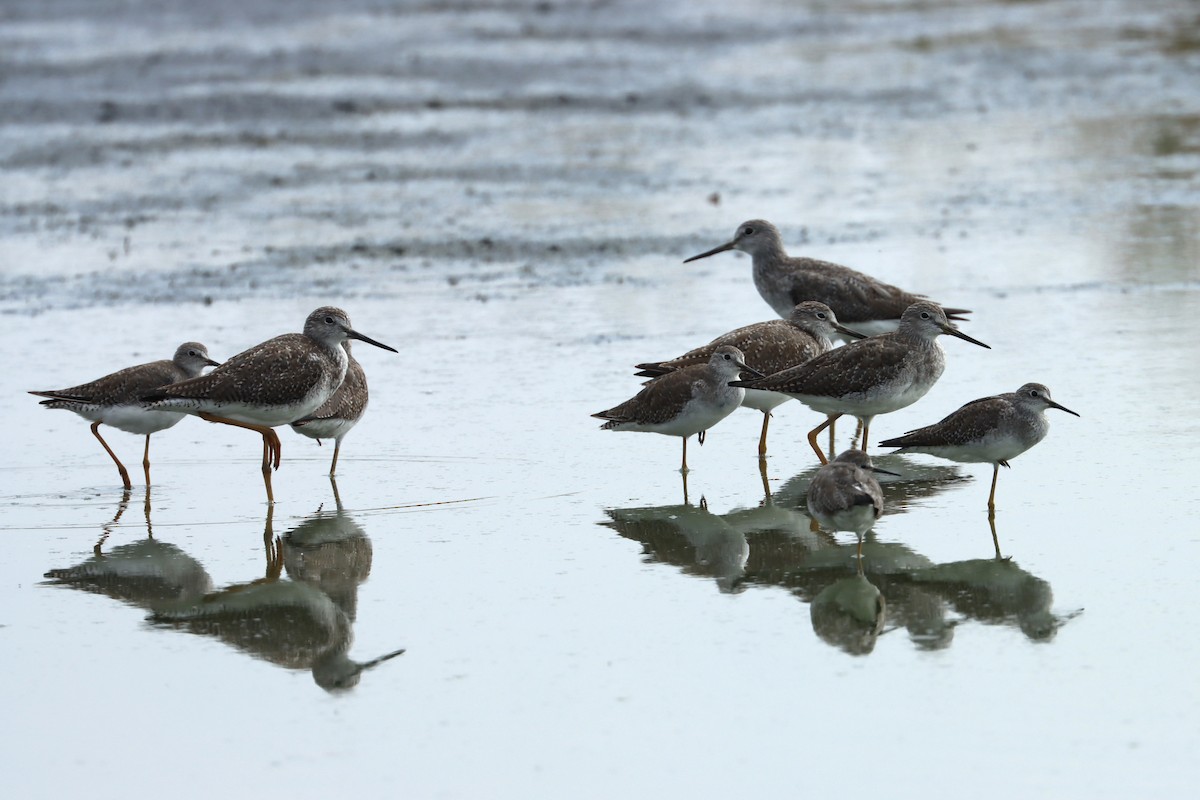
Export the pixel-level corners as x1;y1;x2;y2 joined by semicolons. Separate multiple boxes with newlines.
795;378;931;418
919;431;1042;465
96;404;187;435
292;416;358;441
740;388;792;413
811;504;879;537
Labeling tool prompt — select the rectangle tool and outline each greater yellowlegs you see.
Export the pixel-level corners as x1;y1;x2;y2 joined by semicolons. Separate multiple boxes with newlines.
289;341;368;476
593;345;761;472
685;219;970;336
634;301;864;456
730;301;990;463
143;307;397;503
30;342;220;488
879;382;1079;512
806;449;898;559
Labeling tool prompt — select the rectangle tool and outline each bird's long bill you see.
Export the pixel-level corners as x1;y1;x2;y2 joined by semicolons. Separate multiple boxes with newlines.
355;647;407;674
347;328;399;353
870;466;902;477
683;240;735;263
940;324;990;349
834;322;868;340
1048;399;1081;417
736;361;765;379
204;357;222;367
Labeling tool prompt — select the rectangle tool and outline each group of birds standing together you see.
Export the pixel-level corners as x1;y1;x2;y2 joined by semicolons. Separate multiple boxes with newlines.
31;218;1078;526
31;307;397;503
594;219;1079;555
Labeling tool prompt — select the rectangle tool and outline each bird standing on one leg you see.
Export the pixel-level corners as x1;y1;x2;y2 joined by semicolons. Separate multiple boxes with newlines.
878;382;1079;513
593;345;761;472
143;308;396;504
290;341;368;477
633;301;864;456
30;342;220;489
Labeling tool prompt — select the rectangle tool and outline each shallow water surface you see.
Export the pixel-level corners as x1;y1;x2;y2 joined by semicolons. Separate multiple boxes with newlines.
2;1;1199;797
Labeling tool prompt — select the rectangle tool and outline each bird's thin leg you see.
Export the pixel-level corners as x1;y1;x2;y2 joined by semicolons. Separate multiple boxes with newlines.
197;412;281;503
806;414;841;465
681;469;690;506
680;437;690;473
329;439;342;477
828;416;837;457
758;412;770;457
141;434;152;486
90;421;131;489
757;456;770;499
860;418;872;452
988;463;1000;512
856;536;865;569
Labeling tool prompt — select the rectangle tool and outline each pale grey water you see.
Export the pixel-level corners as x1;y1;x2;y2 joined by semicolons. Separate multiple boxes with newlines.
2;0;1199;797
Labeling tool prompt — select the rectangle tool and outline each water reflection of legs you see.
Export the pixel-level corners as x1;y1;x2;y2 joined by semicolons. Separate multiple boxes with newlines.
262;505;283;580
92;484;154;555
757;457;770;499
94;488;133;555
988;511;1003;559
329;475;344;512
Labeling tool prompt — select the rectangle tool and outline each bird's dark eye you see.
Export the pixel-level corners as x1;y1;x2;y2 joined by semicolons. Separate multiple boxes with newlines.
325;316;336;324
1029;389;1040;397
188;350;198;357
816;312;827;320
742;226;754;236
920;311;931;319
723;353;732;360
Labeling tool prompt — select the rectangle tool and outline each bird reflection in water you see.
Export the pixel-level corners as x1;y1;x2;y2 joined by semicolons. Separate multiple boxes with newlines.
148;479;405;691
896;515;1081;643
604;494;750;593
43;486;213;608
602;458;1071;650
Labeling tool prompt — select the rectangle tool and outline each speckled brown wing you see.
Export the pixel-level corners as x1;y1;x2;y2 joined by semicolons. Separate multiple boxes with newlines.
32;359;183;406
305;357;367;421
637;320;819;378
785;260;919;322
785;260;969;322
880;395;1010;448
594;366;703;426
145;333;332;406
737;334;912;397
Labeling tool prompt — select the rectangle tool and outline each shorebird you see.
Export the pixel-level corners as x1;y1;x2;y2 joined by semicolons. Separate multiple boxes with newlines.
593;345;761;472
684;219;970;336
290;341;368;476
806;449;898;560
143;307;397;503
730;301;990;464
30;342;220;488
879;382;1079;512
633;301;864;456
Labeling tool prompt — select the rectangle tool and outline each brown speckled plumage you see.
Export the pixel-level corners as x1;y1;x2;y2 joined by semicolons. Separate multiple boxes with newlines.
730;302;990;461
298;346;368;426
31;342;217;412
593;346;757;471
634;301;860;380
30;342;219;488
685;219;970;328
139;307;396;503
